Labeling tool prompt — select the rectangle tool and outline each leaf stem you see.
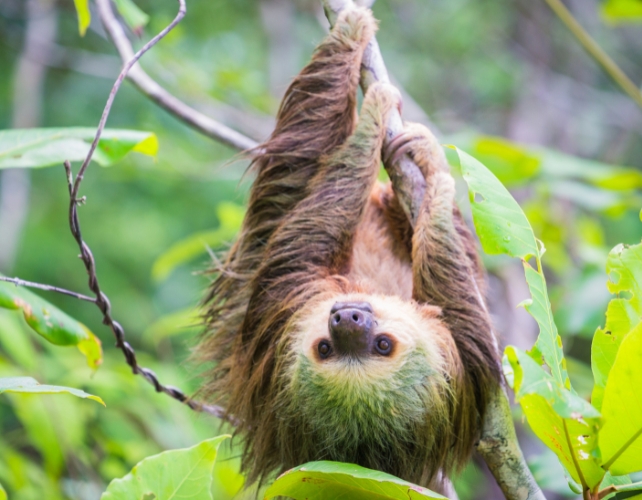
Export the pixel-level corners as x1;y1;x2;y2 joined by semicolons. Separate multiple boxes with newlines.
542;0;642;110
599;480;642;499
0;276;96;303
563;419;589;490
602;424;642;471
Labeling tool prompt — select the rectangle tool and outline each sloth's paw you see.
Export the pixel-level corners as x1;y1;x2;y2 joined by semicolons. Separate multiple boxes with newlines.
384;122;445;180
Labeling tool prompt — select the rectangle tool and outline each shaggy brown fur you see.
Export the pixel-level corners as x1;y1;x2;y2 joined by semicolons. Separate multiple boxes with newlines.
198;7;500;490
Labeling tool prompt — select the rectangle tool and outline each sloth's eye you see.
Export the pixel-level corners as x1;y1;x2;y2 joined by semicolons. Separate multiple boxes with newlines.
318;340;332;359
375;336;393;356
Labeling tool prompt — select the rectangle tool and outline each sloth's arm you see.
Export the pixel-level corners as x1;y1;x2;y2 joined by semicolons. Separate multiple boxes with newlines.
237;8;375;261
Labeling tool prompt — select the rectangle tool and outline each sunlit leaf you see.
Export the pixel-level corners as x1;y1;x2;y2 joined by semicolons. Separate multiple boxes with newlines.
600;325;642;475
143;308;199;345
450;146;570;388
591;242;642;410
264;461;447;500
504;347;603;489
471;136;541;186
72;0;91;36
152;202;244;282
0;377;104;405
113;0;149;32
599;472;632;500
101;435;230;499
0;481;6;500
601;0;642;23
0;128;158;169
0;280;102;369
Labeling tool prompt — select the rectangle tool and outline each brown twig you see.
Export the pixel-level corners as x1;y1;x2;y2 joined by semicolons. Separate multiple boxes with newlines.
63;0;230;422
95;0;258;152
0;276;96;303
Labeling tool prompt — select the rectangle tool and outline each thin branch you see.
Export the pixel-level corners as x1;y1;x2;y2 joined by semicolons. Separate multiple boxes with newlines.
599;480;642;500
543;0;642;111
95;0;258;152
63;0;231;423
0;276;96;303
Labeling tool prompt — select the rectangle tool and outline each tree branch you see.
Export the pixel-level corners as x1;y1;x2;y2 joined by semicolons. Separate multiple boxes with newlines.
95;0;258;152
323;2;546;498
0;276;96;303
63;0;231;422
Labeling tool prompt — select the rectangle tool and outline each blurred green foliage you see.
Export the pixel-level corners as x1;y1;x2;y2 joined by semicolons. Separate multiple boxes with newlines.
0;0;642;498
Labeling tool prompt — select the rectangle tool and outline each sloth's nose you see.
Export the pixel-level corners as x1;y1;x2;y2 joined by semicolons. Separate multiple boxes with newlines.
329;302;374;357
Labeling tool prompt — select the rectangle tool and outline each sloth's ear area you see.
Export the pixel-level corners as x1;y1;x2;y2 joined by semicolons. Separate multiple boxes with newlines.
418;303;442;320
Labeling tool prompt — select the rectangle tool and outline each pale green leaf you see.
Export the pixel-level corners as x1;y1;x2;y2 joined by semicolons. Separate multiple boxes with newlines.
101;435;230;500
0;377;104;405
591;242;642;410
152;202;244;282
600;325;642;475
264;461;447;500
113;0;149;31
450;146;569;388
0;279;102;369
0;481;6;500
0;128;158;169
601;0;642;23
504;347;603;489
72;0;91;36
471;135;541;186
143;308;199;345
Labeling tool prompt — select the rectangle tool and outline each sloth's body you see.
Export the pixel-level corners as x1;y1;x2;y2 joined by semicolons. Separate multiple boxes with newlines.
199;8;500;490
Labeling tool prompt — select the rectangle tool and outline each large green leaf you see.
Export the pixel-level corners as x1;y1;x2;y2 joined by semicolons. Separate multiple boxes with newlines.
0;377;104;405
113;0;150;32
152;202;244;282
600;325;642;475
0;280;102;369
264;461;447;500
0;128;158;169
591;242;642;410
72;0;91;36
504;347;603;489
450;146;570;388
601;0;642;23
0;481;6;500
470;136;541;186
101;435;230;499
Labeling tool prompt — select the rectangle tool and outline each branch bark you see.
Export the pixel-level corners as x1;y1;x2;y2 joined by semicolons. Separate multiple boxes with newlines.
323;2;546;499
95;0;258;152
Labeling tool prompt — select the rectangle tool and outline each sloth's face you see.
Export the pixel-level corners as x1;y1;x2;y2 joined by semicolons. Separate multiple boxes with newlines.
281;293;453;461
292;293;449;383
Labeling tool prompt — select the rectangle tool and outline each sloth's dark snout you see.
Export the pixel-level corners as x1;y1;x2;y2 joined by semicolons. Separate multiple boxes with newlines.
329;302;374;357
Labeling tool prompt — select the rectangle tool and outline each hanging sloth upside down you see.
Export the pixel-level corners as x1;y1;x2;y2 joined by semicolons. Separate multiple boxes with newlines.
198;7;501;491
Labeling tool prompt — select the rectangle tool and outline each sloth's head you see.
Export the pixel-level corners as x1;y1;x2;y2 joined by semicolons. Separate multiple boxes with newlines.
275;293;460;483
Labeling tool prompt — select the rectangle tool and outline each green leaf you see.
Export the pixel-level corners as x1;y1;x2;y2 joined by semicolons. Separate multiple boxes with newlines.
591;242;642;410
152;202;244;282
0;481;6;500
113;0;150;32
600;324;642;475
470;136;541;186
264;461;447;500
72;0;91;36
504;347;603;489
101;435;230;500
143;308;199;345
0;377;104;405
450;146;570;388
0;279;102;369
0;128;158;169
601;0;642;23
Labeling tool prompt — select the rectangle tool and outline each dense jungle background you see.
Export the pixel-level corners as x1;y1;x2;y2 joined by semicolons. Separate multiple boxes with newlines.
1;0;642;498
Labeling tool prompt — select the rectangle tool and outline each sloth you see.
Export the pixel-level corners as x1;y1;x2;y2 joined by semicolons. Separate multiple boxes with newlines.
198;7;501;491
